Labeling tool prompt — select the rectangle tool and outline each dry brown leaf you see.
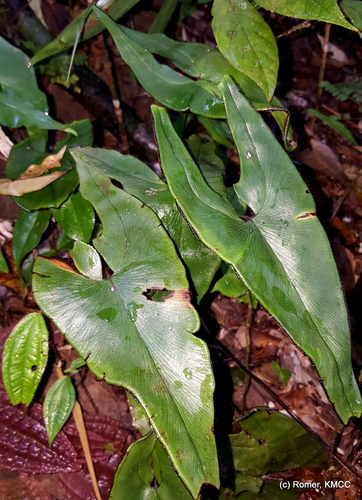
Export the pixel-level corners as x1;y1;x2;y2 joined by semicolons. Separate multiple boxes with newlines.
20;145;67;179
0;127;13;160
0;169;69;196
296;139;346;181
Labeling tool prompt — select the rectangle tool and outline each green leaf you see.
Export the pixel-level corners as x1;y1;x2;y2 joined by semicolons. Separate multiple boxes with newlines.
32;159;219;495
113;26;291;143
43;376;76;446
6;120;92;211
110;433;193;499
219;408;328;497
0;37;47;111
149;0;180;33
12;208;50;270
271;360;292;385
0;248;8;272
2;313;49;405
256;0;356;31
122;26;279;109
0;37;68;131
127;394;151;436
31;0;140;65
197;116;233;148
52;191;95;243
307;109;358;145
212;0;279;100
212;263;248;298
151;78;362;424
69;241;103;280
187;135;227;197
341;0;362;30
68;148;220;301
0;88;67;131
94;8;224;118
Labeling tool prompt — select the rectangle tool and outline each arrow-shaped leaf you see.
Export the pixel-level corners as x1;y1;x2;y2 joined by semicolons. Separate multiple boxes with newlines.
64;147;220;301
151;77;362;424
32;159;219;496
93;8;224;118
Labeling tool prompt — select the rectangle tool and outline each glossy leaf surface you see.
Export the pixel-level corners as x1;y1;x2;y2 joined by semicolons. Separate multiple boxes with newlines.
110;433;192;500
212;0;279;100
43;376;76;446
52;191;95;243
0;38;67;130
122;26;291;141
2;313;49;405
68;148;220;301
94;8;224;118
12;209;50;270
152;78;362;423
69;242;103;280
32;158;219;495
257;0;356;30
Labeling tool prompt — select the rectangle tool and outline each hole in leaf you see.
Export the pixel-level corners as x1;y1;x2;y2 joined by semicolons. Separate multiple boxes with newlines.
150;477;159;489
240;207;256;221
110;178;123;190
142;288;174;302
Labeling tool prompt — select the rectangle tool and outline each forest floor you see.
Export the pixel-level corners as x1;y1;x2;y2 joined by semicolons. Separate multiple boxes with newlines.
1;1;362;499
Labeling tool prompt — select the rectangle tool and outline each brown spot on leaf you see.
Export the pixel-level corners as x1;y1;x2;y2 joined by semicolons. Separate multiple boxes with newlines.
48;259;78;273
297;211;317;219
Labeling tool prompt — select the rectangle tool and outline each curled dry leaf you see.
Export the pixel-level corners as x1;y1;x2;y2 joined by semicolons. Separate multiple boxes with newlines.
0;169;70;196
0;127;13;160
20;146;67;179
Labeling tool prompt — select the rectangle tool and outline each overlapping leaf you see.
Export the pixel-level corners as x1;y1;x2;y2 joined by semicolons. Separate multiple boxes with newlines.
110;433;192;499
257;0;356;30
52;191;95;243
219;408;328;498
32;157;219;496
151;76;362;423
6;120;92;211
212;0;279;100
0;37;71;131
341;0;362;30
120;25;292;143
31;0;140;65
65;147;220;301
94;8;225;118
12;209;50;270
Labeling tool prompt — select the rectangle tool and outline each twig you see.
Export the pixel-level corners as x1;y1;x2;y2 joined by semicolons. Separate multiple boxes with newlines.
239;293;253;410
321;103;361;131
276;20;311;39
55;364;102;500
201;319;362;486
311;23;331;130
